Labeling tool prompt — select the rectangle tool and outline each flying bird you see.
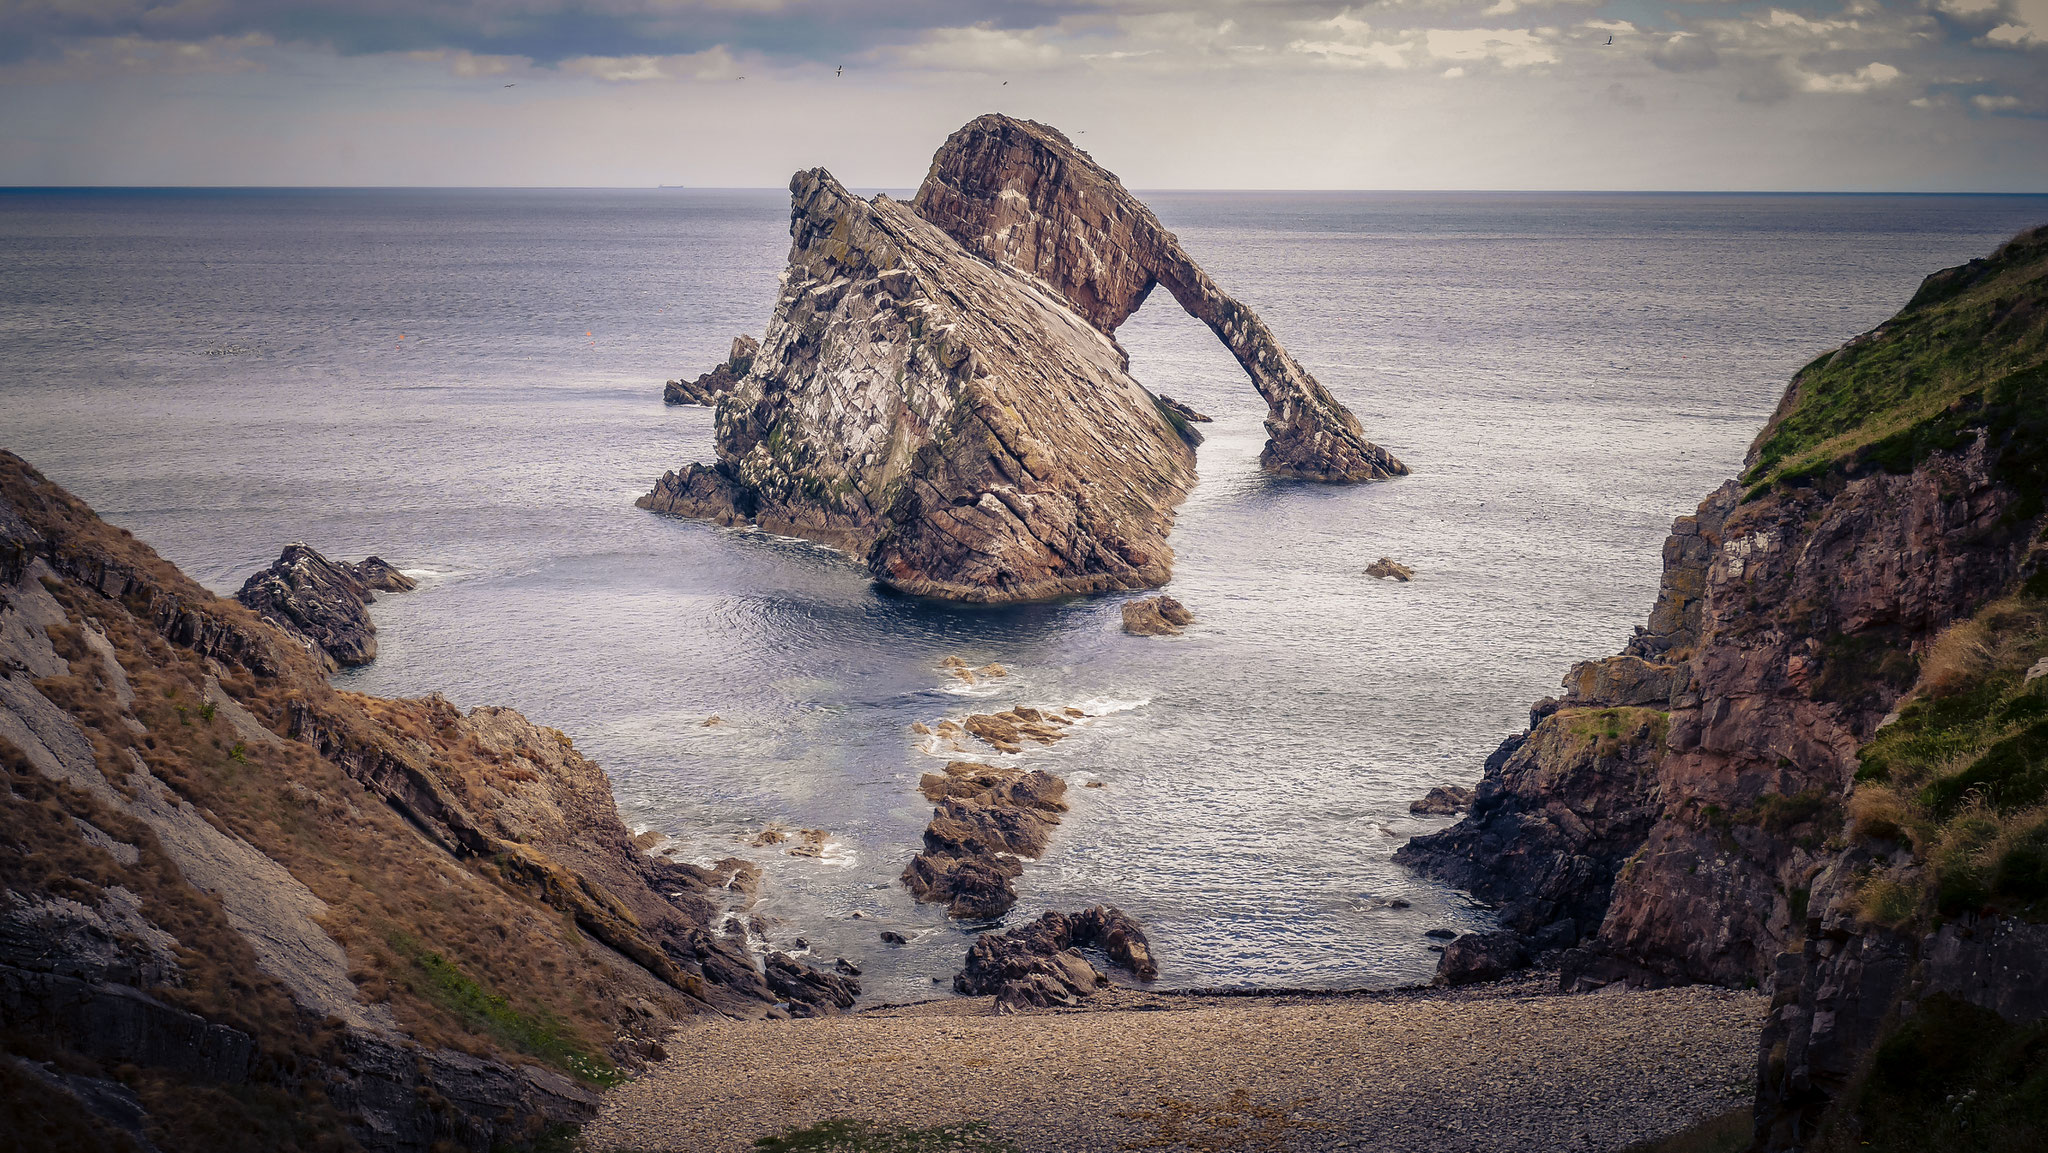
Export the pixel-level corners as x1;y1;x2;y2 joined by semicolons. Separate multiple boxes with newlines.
504;83;516;87
836;65;843;77
1605;34;1613;45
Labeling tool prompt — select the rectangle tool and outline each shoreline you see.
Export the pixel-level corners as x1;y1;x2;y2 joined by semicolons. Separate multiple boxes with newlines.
590;975;1764;1152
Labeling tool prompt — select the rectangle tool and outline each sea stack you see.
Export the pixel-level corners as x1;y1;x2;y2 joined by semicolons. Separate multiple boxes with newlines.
640;114;1404;604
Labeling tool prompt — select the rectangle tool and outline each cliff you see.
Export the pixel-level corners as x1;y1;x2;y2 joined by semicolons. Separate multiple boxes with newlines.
1397;224;2048;1150
0;452;848;1151
640;115;1402;603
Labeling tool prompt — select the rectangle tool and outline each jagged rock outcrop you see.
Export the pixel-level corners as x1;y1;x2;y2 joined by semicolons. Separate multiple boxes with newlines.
640;115;1402;604
954;906;1158;1008
902;760;1068;919
665;335;757;406
1408;785;1474;816
1366;557;1414;581
234;543;412;668
0;451;848;1151
1396;225;2048;1150
912;115;1404;483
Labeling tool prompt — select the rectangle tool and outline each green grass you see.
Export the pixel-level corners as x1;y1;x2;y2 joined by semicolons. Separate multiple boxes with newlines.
1741;224;2048;498
388;934;622;1086
748;1119;1019;1153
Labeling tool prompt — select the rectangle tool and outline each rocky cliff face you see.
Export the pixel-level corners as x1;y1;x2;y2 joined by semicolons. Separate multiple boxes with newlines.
0;452;847;1151
641;115;1402;603
1398;224;2048;1150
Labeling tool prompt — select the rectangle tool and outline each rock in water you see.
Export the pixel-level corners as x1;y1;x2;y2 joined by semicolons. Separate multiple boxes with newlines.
1121;595;1194;636
640;115;1404;604
902;760;1068;919
1408;785;1474;815
913;115;1404;484
664;334;757;406
1366;557;1414;581
954;906;1158;1008
349;555;416;592
235;544;389;667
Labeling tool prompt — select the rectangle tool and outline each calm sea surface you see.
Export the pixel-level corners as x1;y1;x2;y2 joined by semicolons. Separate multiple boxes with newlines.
5;188;2045;1003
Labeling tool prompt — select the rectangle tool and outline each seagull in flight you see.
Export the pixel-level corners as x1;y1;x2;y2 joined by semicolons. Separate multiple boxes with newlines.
836;65;843;77
1605;34;1613;45
504;83;516;87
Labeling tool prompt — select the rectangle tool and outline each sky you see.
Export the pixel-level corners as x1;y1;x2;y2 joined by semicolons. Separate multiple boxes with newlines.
1;0;2044;189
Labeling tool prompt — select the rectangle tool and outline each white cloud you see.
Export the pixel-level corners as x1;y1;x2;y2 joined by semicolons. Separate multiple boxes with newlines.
1423;27;1560;69
1796;60;1900;92
1983;0;2048;45
407;50;524;78
894;25;1063;72
1973;92;2023;108
1288;12;1414;69
1649;32;1720;72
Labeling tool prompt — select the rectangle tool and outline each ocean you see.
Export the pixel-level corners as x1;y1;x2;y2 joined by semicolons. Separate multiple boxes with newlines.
5;187;2045;1003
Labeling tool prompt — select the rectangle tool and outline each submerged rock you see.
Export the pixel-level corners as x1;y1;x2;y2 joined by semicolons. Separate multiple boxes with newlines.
641;115;1403;604
664;334;757;406
1121;595;1194;636
1365;557;1414;581
954;906;1158;1009
234;543;412;668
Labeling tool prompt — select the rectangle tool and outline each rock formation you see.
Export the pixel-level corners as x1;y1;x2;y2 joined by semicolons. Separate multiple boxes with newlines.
954;906;1158;1009
234;543;412;668
664;334;757;406
641;115;1403;604
1396;225;2048;1149
912;115;1405;484
0;452;850;1151
1121;594;1194;636
902;760;1068;919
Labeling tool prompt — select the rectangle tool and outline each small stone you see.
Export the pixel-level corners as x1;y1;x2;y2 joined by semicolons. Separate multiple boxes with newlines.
1122;595;1194;636
880;930;908;944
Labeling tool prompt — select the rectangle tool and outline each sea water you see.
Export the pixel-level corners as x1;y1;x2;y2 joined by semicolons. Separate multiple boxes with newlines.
5;187;2045;1003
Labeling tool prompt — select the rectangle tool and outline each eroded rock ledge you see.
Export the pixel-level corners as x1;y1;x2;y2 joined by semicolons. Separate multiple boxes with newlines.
954;906;1158;1008
640;114;1403;603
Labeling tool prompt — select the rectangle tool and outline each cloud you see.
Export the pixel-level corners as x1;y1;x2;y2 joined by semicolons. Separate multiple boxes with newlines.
1422;27;1560;68
1795;60;1900;92
1982;0;2048;45
407;49;523;78
893;25;1063;73
1288;12;1413;69
0;32;276;81
1648;32;1720;72
1973;91;2022;108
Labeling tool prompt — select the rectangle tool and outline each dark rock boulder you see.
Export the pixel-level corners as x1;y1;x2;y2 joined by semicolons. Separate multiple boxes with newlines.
1365;557;1414;581
764;951;859;1017
1435;931;1529;987
954;906;1158;1008
1408;785;1474;816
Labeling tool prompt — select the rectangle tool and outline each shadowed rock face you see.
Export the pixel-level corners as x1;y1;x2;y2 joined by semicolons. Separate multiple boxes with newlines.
912;114;1406;483
641;115;1403;604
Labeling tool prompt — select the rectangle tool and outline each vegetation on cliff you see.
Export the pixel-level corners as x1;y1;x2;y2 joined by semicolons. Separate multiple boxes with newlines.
1744;223;2048;502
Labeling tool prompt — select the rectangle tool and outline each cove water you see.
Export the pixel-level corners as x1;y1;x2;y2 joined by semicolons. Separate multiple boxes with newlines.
6;188;2046;1005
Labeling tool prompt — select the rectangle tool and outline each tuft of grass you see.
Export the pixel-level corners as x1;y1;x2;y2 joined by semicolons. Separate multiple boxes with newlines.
750;1119;1020;1153
388;934;622;1086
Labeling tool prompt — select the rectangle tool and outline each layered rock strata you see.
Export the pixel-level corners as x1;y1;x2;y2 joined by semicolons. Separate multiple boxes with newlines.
642;115;1402;603
902;760;1068;919
0;452;848;1150
911;115;1404;483
664;334;757;406
1395;225;2048;1149
954;906;1158;1009
234;543;412;668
